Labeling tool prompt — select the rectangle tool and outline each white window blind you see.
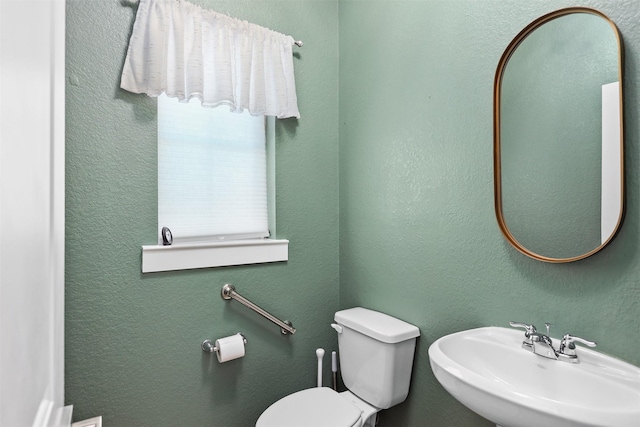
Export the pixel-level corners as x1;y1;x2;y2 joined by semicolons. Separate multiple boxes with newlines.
158;94;269;244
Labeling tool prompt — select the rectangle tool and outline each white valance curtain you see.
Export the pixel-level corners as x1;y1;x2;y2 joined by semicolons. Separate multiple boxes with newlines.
121;0;300;119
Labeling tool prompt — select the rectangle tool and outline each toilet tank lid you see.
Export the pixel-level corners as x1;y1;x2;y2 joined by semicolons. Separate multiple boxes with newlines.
334;307;420;343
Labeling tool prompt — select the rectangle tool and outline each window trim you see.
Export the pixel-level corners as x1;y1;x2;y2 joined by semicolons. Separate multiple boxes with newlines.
141;238;288;273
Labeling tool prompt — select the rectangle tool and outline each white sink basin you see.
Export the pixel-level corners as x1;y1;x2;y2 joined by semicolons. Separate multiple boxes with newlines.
428;327;640;427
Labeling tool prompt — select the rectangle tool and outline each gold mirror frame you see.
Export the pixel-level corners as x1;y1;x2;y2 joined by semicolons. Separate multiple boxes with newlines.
493;7;625;263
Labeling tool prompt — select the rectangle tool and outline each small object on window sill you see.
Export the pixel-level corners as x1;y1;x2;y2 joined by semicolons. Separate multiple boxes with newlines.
161;227;173;246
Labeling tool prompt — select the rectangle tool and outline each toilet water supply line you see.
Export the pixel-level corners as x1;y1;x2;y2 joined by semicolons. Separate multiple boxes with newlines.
332;351;338;390
316;348;339;390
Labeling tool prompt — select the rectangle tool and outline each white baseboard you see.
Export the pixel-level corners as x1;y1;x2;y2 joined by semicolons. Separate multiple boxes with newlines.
71;416;102;427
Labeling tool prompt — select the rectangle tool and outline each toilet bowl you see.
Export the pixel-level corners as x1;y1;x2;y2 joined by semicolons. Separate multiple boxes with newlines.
256;388;376;427
256;307;420;427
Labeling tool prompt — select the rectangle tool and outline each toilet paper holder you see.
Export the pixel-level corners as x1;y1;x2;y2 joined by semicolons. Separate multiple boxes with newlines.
201;333;247;354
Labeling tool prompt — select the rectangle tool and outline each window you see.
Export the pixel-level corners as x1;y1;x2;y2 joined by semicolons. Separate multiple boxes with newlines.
158;94;269;243
141;94;288;273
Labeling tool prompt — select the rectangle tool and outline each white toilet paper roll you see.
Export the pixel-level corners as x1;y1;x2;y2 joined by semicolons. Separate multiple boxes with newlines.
215;334;246;363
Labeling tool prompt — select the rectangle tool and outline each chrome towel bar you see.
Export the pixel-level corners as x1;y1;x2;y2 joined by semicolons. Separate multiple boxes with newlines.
221;284;296;335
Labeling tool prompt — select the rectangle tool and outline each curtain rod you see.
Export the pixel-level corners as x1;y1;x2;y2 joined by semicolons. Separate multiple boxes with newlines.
125;0;303;47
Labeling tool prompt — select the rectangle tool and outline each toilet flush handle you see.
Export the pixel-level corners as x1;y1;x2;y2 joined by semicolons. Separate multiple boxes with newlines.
331;323;343;334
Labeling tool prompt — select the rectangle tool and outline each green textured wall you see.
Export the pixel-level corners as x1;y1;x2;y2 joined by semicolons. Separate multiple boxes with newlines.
67;0;640;426
65;1;338;425
339;0;640;426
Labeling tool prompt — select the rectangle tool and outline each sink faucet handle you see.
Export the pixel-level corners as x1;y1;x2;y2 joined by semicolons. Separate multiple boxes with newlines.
544;323;551;335
559;334;597;357
509;321;537;337
561;334;596;348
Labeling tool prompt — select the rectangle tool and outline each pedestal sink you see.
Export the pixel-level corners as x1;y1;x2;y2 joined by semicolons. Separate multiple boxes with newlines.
428;327;640;427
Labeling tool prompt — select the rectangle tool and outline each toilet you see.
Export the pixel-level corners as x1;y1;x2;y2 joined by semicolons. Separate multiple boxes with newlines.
256;307;420;427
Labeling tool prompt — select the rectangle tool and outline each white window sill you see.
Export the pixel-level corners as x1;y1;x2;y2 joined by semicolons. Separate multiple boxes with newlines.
141;239;288;273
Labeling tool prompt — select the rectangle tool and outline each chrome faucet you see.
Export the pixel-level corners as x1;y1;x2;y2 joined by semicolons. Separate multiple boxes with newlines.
509;321;557;360
509;321;597;363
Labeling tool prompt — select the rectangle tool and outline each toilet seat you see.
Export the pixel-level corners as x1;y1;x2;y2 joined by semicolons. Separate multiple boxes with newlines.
255;387;363;427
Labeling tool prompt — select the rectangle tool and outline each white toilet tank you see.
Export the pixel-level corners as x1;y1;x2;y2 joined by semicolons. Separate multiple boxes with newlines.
333;307;420;409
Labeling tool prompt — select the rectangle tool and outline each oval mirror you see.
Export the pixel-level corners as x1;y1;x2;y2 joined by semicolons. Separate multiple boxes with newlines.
494;7;624;263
